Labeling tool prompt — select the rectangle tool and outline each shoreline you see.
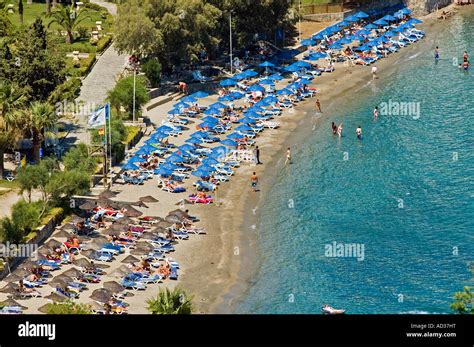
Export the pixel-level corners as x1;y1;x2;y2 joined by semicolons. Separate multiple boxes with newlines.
185;8;457;314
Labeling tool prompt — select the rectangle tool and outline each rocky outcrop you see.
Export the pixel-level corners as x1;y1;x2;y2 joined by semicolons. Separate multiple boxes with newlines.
406;0;453;15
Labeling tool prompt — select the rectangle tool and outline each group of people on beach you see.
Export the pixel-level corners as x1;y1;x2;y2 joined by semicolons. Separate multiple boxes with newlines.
436;46;469;70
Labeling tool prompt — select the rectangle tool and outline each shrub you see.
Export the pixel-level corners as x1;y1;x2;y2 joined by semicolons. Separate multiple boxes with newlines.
0;217;23;244
108;75;150;118
147;287;193;314
124;126;141;145
141;58;162;88
62;143;97;174
69;41;97;53
77;27;90;40
48;78;82;104
96;35;113;54
11;200;41;234
46;301;92;314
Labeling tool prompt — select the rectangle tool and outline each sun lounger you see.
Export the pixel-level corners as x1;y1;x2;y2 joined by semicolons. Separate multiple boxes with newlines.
195;180;218;192
121;278;147;290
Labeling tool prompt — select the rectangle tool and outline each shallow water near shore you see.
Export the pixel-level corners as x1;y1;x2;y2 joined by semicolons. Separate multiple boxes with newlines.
232;10;474;314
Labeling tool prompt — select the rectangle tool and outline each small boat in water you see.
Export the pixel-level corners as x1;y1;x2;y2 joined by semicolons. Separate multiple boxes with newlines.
321;304;345;315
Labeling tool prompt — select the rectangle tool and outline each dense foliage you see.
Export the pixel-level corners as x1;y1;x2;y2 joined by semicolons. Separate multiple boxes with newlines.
147;287;193;314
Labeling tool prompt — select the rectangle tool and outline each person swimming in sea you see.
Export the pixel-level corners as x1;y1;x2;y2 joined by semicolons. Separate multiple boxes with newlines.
337;123;343;138
356;126;362;140
331;122;337;135
463;60;469;70
435;46;440;61
374;106;379;120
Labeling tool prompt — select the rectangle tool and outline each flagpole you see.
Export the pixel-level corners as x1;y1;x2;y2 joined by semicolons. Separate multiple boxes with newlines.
107;103;113;187
103;108;108;188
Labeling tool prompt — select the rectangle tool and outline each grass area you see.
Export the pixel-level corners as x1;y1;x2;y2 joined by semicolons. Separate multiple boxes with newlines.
5;1;113;32
65;52;97;77
0;188;12;197
301;0;332;5
0;179;19;190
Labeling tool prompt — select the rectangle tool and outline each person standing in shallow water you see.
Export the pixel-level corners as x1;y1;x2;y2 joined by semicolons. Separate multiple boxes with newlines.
356;126;362;140
331;122;337;135
285;148;292;165
374;106;379;120
435;46;440;61
315;99;322;113
337;123;343;137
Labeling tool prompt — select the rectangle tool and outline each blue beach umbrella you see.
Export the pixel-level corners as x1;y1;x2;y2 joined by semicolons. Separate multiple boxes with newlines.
400;8;412;15
128;156;146;163
365;23;378;30
236;124;252;132
344;15;358;23
284;65;300;73
173;101;190;109
192;170;211;178
407;18;423;25
178;144;196;152
204;107;221;115
167;154;185;163
294;60;311;68
298;78;312;85
259;79;274;85
161;162;180;171
218;94;233;101
241;117;257;124
201;116;219;123
382;14;397;21
339;37;353;44
300;38;316;46
233;72;248;80
220;139;238;147
268;73;283;81
141;144;159;153
245;111;262;119
209;102;227;109
122;162;139;171
229;91;245;99
373;19;388;26
356;29;370;36
180;96;197;104
354;11;369;19
277;88;293;95
220;79;237;87
384;31;397;37
185;137;203;145
156;167;173;177
262;95;278;104
201;158;219;167
248;84;265;92
338;20;350;27
190;91;209;98
199;121;217;129
329;43;344;50
242;69;258;77
135;148;151;156
151;131;168;139
168;108;182;115
227;132;243;140
259;61;275;67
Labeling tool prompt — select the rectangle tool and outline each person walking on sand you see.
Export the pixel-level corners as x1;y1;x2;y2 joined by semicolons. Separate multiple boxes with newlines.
371;65;377;80
356;126;362;140
285;147;292;165
374;106;379;120
315;98;322;113
251;172;258;192
254;146;262;165
337;123;343;137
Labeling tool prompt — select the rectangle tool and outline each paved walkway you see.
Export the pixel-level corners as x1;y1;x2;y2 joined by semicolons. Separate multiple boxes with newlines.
67;0;128;144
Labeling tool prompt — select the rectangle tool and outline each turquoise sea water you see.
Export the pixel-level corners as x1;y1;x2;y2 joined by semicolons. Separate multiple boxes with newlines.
235;13;474;314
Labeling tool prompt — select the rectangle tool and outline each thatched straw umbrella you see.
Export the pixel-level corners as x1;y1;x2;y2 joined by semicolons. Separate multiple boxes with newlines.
139;195;159;203
73;258;91;268
79;201;97;210
0;282;19;294
44;292;69;302
124;206;143;217
63;268;82;278
165;214;183;224
3;274;22;283
0;297;27;309
99;190;117;199
90;288;113;303
121;255;140;264
103;281;124;294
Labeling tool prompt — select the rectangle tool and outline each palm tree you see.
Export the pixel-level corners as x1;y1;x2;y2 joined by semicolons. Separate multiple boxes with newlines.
147;287;193;314
47;4;91;44
0;82;27;178
14;102;57;163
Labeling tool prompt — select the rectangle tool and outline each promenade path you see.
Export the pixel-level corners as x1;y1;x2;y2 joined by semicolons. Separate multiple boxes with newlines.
65;0;128;145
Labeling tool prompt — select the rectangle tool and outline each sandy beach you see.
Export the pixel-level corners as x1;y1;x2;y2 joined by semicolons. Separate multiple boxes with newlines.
1;3;467;315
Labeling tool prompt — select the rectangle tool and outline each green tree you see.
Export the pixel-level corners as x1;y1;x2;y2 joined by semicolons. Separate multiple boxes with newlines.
107;76;150;118
48;4;91;44
141;57;162;88
0;82;27;178
62;143;97;174
46;169;91;207
46;301;92;314
0;217;23;244
8;18;65;100
11;199;41;234
451;286;473;314
147;287;193;314
16;162;51;203
114;0;163;57
14;102;58;163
